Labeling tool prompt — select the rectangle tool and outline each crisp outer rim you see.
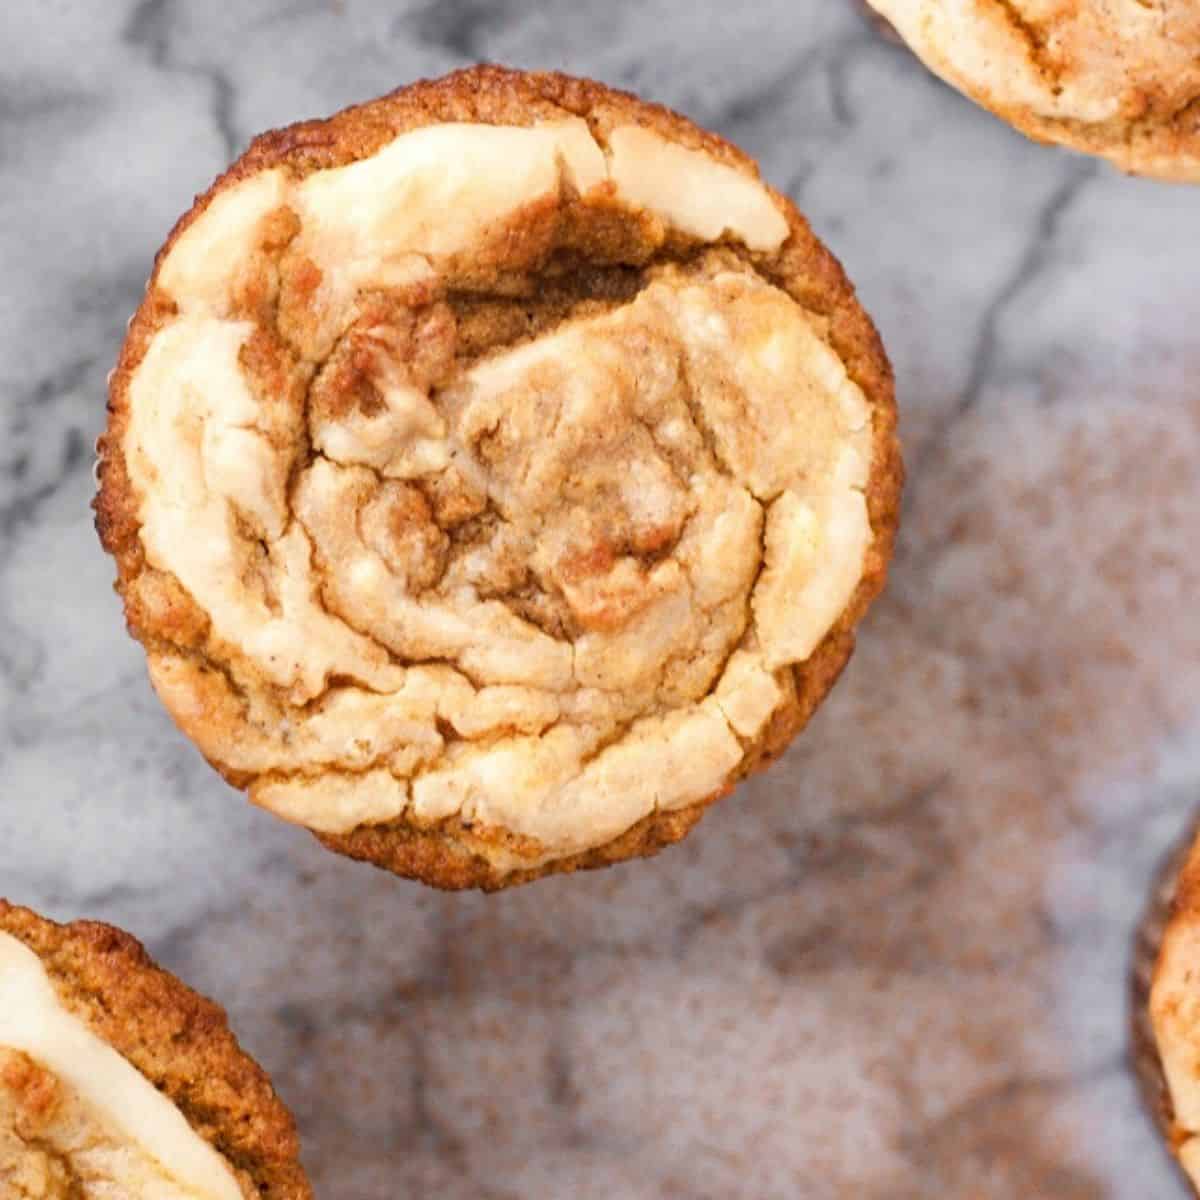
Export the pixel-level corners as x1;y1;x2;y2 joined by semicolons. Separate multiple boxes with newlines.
0;899;311;1199
94;64;904;891
1132;822;1200;1196
863;1;1200;182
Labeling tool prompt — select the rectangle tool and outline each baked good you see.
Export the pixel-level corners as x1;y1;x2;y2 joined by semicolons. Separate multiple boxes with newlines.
0;900;309;1198
864;1;1200;180
1137;825;1200;1192
96;66;901;890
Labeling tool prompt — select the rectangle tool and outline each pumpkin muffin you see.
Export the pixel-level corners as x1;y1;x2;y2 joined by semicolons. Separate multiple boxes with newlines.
864;0;1200;180
1135;824;1200;1193
96;66;902;890
0;900;309;1199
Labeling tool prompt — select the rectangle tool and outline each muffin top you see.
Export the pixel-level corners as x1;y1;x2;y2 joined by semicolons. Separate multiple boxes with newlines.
97;67;900;887
1150;833;1200;1190
866;0;1200;180
0;902;308;1199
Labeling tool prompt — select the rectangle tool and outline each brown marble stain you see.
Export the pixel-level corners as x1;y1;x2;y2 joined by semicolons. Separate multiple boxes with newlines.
3;3;1200;1198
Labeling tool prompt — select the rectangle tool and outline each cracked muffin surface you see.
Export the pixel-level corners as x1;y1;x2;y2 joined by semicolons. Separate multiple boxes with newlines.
0;901;309;1200
96;66;901;889
866;0;1200;180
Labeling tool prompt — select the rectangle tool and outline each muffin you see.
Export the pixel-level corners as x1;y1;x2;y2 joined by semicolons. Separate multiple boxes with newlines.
864;1;1200;180
0;900;309;1199
1136;825;1200;1191
96;66;902;890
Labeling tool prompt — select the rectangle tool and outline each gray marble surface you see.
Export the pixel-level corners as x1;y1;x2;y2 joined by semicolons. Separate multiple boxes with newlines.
3;1;1199;1195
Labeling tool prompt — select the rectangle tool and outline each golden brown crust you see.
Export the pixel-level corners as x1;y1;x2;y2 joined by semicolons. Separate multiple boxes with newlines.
868;0;1200;180
1135;826;1200;1193
96;65;901;891
0;900;311;1199
318;625;865;891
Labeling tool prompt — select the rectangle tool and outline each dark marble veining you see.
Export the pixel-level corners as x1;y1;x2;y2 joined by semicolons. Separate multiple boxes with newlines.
2;2;1198;1195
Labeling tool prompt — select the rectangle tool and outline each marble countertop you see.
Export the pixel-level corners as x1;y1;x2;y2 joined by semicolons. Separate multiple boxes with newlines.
4;2;1199;1195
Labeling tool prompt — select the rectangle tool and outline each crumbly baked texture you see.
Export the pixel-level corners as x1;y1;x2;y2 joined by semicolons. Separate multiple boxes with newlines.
0;901;310;1200
96;66;902;890
1141;829;1200;1193
867;0;1200;180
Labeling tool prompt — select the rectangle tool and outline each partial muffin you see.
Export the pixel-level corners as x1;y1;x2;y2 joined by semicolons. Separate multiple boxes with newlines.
96;66;902;890
0;900;309;1199
864;0;1200;180
1138;826;1200;1192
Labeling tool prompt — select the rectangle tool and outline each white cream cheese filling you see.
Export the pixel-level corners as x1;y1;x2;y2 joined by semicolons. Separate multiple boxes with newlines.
123;117;876;864
0;932;243;1200
868;0;1194;128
